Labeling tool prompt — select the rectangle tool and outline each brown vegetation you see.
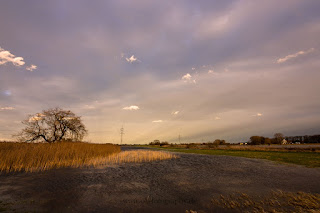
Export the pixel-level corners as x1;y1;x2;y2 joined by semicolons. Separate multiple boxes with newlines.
89;150;177;166
211;190;320;212
0;142;177;173
0;141;120;173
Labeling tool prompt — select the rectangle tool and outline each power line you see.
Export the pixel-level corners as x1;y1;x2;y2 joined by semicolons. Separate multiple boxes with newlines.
120;126;124;145
178;127;182;144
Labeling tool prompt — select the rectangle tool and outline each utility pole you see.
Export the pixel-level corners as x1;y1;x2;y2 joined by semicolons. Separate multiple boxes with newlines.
120;126;124;145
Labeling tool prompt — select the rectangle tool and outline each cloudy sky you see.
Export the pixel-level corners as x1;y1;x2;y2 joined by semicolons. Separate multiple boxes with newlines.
1;0;320;144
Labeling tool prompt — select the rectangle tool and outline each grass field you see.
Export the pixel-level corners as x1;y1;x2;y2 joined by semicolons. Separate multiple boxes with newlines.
148;143;320;152
147;147;320;167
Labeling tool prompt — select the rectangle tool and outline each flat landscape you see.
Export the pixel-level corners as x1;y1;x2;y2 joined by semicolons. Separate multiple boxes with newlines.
2;1;320;212
1;146;320;212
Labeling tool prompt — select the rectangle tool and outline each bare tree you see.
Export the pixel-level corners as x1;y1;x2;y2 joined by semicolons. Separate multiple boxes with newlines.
15;107;87;143
274;133;284;144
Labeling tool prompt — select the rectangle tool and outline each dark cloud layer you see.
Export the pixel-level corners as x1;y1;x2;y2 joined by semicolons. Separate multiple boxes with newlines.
1;0;320;143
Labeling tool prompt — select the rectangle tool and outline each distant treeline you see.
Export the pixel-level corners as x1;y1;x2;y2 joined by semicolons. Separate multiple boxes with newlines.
149;133;320;146
149;140;170;146
149;139;228;146
249;133;320;145
285;135;320;143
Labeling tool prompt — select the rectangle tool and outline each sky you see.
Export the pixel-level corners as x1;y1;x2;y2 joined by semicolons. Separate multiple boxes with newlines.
1;0;320;144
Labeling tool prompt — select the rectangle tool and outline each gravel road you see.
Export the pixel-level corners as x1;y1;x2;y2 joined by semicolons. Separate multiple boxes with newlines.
1;146;320;212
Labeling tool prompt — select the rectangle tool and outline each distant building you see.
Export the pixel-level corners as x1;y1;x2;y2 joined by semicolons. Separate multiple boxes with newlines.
239;142;248;145
281;139;287;145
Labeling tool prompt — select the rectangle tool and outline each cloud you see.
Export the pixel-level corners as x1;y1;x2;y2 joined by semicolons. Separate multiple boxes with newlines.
63;117;76;120
0;106;15;110
122;105;140;110
126;55;138;63
208;69;214;74
152;120;163;123
29;116;42;122
3;90;11;96
28;113;45;122
182;73;197;84
182;73;196;83
277;48;315;63
195;14;230;38
252;113;263;117
191;67;196;70
84;105;95;109
172;111;179;115
0;47;36;71
182;73;192;81
1;1;320;144
215;116;221;120
26;64;37;71
0;47;25;66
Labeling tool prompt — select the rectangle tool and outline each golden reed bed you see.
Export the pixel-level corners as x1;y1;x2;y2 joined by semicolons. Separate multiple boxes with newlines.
89;150;177;166
0;142;176;173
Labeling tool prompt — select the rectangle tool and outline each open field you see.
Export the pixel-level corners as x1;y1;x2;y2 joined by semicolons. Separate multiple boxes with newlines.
148;144;320;152
1;146;320;212
146;146;320;168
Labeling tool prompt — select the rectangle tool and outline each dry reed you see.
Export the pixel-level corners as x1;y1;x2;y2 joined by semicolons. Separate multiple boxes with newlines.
0;142;176;173
89;150;177;166
211;190;320;212
0;142;120;173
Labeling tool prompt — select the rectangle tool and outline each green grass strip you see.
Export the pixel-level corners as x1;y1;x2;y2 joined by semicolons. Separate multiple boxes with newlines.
143;146;320;168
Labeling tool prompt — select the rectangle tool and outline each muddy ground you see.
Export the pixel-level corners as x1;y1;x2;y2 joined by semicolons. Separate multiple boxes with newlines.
1;146;320;212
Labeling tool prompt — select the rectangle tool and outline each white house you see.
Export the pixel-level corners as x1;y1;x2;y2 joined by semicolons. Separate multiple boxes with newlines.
281;139;287;145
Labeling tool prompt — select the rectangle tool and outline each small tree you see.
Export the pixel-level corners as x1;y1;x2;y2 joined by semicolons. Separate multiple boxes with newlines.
213;139;222;145
160;141;169;146
264;137;272;145
153;140;161;145
16;107;87;143
250;136;263;145
274;133;284;144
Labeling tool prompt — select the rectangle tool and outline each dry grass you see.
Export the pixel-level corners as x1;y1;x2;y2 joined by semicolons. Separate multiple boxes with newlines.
0;142;177;173
89;150;177;166
211;190;320;213
0;141;120;173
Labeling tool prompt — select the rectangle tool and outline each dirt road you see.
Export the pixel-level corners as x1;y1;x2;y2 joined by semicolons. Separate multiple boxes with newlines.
1;146;320;212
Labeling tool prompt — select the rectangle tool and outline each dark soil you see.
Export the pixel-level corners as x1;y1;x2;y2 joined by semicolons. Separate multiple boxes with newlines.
1;146;320;212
